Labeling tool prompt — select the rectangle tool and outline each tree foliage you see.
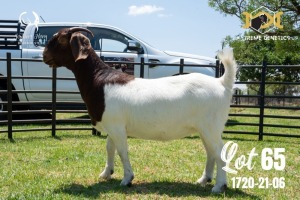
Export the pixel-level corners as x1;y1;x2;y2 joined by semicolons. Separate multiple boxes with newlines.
224;31;300;66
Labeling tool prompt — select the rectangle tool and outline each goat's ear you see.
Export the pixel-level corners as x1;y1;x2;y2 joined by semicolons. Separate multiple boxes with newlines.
70;33;91;62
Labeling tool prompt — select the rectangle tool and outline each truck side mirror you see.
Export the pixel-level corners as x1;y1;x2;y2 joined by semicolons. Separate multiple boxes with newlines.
127;40;144;54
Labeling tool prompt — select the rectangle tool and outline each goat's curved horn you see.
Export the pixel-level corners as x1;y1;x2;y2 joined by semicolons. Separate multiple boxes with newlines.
69;27;94;37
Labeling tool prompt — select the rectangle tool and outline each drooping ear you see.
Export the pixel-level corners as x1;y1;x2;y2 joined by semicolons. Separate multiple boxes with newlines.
70;32;91;62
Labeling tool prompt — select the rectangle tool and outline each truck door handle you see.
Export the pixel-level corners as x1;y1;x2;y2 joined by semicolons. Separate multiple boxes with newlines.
149;59;160;68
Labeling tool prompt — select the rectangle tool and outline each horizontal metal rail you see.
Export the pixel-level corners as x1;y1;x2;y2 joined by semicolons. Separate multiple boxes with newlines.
232;94;300;99
0;53;299;140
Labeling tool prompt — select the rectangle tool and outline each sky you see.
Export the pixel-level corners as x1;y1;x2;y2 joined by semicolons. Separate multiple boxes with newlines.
1;0;244;58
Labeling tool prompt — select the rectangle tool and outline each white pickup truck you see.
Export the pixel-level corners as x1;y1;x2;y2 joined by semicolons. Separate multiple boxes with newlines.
0;20;216;113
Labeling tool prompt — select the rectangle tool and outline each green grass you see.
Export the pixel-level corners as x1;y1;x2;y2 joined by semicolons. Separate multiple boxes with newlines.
0;109;299;199
1;134;299;199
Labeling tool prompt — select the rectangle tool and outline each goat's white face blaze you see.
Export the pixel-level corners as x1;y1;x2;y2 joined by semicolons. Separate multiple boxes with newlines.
43;28;237;193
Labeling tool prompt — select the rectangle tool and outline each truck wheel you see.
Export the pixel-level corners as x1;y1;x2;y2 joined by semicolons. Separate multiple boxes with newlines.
0;86;8;120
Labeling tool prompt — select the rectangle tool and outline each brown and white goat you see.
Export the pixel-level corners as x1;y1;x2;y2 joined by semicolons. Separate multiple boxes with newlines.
43;27;237;193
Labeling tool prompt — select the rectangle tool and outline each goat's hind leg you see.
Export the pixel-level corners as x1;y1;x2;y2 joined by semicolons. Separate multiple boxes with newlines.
197;137;215;186
198;128;227;193
99;136;116;180
211;138;227;193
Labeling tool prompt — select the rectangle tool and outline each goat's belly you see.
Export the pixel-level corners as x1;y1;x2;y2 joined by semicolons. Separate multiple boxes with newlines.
94;118;197;141
125;121;197;141
128;130;195;141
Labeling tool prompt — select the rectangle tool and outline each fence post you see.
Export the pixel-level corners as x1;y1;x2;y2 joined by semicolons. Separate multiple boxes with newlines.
220;62;225;77
179;59;184;75
52;67;57;137
92;128;99;136
140;57;144;78
6;53;13;140
215;59;220;78
258;59;267;140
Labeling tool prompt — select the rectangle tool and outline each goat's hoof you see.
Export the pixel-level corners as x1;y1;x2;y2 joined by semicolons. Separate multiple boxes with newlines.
197;176;212;186
127;182;133;187
120;180;133;187
211;184;227;193
120;175;134;187
99;170;113;180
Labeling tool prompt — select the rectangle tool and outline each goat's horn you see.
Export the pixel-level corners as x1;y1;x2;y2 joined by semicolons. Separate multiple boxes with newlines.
69;27;94;37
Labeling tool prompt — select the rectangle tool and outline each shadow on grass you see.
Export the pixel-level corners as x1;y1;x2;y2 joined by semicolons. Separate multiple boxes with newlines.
57;179;260;199
0;133;106;143
225;119;240;126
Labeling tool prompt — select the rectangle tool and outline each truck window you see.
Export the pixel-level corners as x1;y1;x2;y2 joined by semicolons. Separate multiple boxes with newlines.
33;26;133;53
88;27;132;52
33;26;72;47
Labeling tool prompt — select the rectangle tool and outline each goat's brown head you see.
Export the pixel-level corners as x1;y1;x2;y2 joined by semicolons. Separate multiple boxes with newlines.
43;27;94;69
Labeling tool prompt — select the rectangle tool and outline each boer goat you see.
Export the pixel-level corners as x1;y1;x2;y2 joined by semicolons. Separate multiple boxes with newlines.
43;27;237;193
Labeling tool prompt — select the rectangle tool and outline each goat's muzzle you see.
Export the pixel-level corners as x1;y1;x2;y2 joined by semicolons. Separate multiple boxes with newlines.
43;52;57;68
43;59;57;68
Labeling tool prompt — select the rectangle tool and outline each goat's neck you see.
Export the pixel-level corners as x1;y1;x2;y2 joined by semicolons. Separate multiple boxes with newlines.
70;51;106;99
69;50;134;103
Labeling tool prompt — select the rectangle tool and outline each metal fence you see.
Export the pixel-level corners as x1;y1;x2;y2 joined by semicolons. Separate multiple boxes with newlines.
0;52;299;140
226;61;300;140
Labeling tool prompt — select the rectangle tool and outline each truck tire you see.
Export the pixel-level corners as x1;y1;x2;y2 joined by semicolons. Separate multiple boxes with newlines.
0;85;8;120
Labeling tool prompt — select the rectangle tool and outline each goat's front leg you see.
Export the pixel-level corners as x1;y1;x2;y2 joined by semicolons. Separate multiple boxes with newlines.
109;128;134;186
99;136;115;180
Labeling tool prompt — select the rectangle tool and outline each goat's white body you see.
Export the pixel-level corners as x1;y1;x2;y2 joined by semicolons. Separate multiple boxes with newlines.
94;49;236;193
96;74;230;141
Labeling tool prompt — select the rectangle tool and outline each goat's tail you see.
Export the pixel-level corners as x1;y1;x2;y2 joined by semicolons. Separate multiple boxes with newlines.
218;49;237;89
